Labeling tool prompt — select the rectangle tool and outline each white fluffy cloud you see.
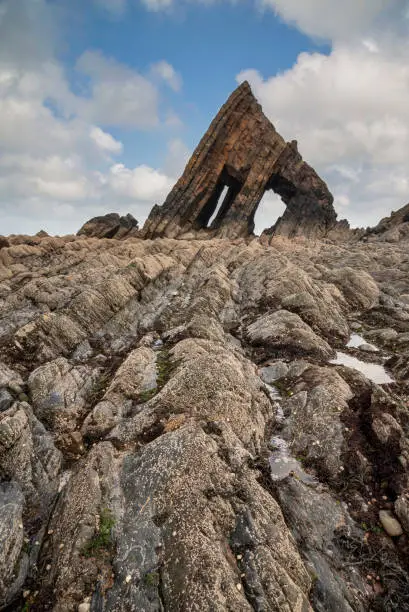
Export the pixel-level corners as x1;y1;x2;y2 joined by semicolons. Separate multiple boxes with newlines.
260;0;399;42
0;0;183;235
151;61;182;92
102;164;174;199
90;127;123;155
75;51;160;129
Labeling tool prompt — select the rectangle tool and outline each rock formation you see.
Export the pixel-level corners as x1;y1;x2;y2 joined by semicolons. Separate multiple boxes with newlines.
143;81;339;239
1;226;409;610
363;202;409;243
77;212;138;239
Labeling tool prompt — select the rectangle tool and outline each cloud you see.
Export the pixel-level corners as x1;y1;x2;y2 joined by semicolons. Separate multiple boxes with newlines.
75;51;160;129
0;0;56;67
259;0;399;41
93;0;127;15
102;163;174;200
163;138;190;176
0;0;181;235
90;126;123;155
151;60;182;91
140;0;173;11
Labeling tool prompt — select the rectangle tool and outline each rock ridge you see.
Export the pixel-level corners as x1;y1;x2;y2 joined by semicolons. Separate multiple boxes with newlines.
1;230;409;610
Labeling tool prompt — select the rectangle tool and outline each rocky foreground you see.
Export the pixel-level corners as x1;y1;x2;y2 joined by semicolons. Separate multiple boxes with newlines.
1;228;409;611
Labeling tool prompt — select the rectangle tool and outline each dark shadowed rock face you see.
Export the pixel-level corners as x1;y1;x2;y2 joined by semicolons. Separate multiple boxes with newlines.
77;213;138;239
143;81;340;240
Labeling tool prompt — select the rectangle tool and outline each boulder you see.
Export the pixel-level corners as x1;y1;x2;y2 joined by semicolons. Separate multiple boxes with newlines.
246;309;334;361
77;213;138;239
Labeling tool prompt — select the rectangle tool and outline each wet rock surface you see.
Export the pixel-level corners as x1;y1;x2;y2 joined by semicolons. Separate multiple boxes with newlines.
1;230;409;611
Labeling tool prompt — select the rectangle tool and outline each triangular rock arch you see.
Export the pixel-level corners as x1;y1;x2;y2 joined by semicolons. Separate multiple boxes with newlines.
143;81;339;240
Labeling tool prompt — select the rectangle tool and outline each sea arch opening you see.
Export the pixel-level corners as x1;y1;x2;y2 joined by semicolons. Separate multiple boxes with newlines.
195;165;245;230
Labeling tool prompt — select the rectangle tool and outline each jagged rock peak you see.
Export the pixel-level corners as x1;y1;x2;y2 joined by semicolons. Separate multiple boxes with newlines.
143;81;339;240
77;212;138;239
363;202;409;243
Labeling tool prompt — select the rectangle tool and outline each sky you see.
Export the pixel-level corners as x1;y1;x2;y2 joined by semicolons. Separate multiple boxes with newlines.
1;0;409;236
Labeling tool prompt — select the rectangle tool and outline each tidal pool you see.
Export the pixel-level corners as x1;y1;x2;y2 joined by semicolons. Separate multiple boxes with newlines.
330;352;394;384
346;333;378;351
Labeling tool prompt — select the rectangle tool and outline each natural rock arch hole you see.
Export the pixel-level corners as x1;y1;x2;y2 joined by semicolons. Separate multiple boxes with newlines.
252;191;286;236
206;186;229;228
195;166;245;230
195;165;292;235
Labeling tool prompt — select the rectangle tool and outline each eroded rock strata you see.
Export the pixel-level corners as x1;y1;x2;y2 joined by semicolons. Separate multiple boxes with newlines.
77;213;139;240
1;228;409;611
143;82;341;240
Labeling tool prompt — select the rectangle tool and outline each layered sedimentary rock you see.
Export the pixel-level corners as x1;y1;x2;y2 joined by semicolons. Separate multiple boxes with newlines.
77;213;138;239
1;228;409;610
143;81;338;239
363;202;409;243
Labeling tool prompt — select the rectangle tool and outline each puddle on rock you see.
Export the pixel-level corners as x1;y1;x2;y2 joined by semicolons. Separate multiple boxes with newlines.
269;437;317;486
347;333;378;351
260;375;318;486
263;382;285;425
330;352;394;384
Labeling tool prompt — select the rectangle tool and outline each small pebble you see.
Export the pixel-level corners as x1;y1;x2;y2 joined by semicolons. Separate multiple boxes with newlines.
46;564;51;571
172;531;177;536
125;575;131;584
379;510;403;537
48;529;54;535
59;543;64;549
23;590;30;598
236;554;242;560
236;583;242;591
